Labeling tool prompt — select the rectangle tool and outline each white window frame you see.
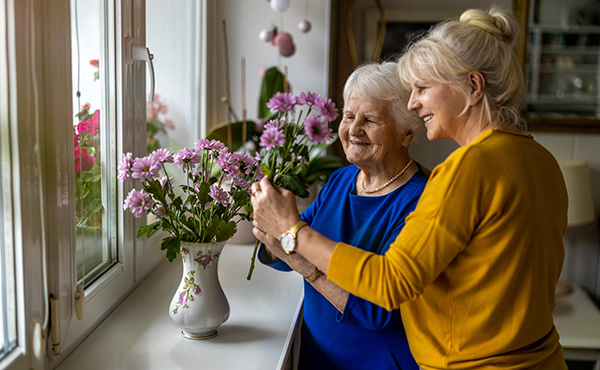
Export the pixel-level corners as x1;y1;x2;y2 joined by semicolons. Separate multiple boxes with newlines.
1;0;207;368
0;2;25;368
43;0;166;365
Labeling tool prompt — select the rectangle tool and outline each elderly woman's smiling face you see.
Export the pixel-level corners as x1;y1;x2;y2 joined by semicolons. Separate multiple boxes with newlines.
340;92;407;168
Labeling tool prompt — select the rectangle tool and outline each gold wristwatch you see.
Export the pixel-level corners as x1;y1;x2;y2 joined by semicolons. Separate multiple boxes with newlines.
280;220;308;254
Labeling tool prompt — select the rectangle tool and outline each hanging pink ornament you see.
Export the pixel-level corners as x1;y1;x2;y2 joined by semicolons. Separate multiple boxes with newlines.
270;0;290;13
274;32;295;57
259;28;275;42
298;20;311;33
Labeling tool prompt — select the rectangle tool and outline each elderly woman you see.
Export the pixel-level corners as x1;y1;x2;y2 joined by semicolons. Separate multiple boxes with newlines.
251;7;569;369
258;61;426;369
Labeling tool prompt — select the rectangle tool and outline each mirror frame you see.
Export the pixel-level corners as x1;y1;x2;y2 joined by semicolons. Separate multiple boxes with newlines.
514;0;600;133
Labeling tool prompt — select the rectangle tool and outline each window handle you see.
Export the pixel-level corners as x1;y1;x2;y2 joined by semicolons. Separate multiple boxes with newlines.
131;44;155;102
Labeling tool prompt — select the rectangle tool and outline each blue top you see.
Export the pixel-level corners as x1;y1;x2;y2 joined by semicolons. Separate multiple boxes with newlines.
260;164;427;370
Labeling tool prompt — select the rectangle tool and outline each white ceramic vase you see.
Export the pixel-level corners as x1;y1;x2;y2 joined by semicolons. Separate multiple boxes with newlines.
168;241;230;339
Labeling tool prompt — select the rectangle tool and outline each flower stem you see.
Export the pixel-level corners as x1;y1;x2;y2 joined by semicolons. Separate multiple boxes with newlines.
246;238;260;280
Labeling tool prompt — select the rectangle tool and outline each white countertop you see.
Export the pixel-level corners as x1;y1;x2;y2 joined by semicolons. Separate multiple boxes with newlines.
54;243;600;369
55;244;304;370
553;284;600;351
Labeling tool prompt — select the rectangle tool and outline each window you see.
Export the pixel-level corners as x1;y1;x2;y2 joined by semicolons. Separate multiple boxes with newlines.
0;1;206;368
0;2;17;358
72;0;118;289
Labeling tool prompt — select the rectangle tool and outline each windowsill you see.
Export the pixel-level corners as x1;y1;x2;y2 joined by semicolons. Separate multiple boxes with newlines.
55;243;304;370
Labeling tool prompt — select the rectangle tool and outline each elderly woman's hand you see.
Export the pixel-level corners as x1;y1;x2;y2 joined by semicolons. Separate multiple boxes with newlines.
251;176;301;242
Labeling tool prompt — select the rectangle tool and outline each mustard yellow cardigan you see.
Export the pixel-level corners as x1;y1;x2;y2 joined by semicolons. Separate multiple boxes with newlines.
328;129;568;369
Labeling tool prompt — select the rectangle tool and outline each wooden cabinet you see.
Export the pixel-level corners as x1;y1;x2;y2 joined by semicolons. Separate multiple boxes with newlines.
514;0;600;132
526;25;600;117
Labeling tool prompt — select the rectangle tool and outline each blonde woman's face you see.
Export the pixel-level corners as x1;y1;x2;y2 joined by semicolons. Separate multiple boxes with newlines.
339;93;408;168
407;80;467;142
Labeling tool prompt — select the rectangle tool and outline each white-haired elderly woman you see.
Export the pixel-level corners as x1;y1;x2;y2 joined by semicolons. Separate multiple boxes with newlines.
252;7;569;370
257;61;427;370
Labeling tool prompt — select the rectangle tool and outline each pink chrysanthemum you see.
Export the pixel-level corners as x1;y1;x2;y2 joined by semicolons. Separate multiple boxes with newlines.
266;92;298;113
216;151;238;176
232;176;250;190
154;205;166;219
131;155;161;181
118;152;134;180
232;152;258;175
263;119;284;131
314;96;339;122
159;176;173;191
123;189;153;218
196;138;226;152
150;148;174;164
259;127;285;150
298;92;320;106
209;185;229;206
174;148;201;170
304;115;333;144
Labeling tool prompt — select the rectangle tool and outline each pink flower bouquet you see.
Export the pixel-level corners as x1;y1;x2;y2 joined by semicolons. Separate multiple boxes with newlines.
247;91;340;279
258;91;339;198
119;140;262;261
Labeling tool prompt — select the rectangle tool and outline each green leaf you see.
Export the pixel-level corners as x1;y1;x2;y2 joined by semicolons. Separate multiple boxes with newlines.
83;197;104;215
309;133;339;160
260;163;273;178
206;120;262;152
258;67;285;119
232;190;250;207
137;222;160;238
80;165;102;182
304;155;345;185
196;182;211;204
276;173;309;198
215;219;237;241
160;236;181;262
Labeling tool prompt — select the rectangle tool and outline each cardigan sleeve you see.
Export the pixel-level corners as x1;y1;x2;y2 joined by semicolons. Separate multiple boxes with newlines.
328;150;479;311
334;211;413;330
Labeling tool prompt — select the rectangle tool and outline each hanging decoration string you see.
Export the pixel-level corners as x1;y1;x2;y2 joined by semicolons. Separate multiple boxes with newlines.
73;0;86;287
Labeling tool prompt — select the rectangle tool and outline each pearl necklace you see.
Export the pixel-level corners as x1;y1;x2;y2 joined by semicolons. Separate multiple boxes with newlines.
361;159;414;194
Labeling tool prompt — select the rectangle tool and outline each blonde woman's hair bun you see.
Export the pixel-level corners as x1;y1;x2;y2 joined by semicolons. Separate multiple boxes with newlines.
460;7;519;48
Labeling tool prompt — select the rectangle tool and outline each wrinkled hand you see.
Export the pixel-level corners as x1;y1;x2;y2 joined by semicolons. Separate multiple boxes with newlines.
251;177;301;242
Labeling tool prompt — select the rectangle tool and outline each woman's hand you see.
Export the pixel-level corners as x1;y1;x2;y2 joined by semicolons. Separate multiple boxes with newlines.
250;177;301;241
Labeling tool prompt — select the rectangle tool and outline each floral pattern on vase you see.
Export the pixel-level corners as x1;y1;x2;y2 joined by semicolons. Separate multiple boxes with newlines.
168;241;229;339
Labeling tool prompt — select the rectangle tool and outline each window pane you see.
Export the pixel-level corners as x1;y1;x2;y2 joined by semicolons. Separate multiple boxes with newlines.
146;0;200;152
0;137;17;362
72;0;117;287
0;0;16;359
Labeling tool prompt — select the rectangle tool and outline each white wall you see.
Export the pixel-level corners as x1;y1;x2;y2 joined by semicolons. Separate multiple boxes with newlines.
210;0;331;129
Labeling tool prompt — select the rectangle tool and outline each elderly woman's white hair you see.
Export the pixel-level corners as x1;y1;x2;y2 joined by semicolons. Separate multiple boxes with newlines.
342;61;422;136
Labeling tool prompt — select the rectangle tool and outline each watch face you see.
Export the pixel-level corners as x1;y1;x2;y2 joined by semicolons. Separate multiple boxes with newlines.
281;233;295;253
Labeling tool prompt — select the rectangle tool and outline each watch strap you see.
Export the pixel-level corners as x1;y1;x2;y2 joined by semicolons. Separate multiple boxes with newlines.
288;220;308;236
305;267;323;283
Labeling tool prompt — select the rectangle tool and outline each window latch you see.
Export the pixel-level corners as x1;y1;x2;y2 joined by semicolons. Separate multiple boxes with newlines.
126;37;155;102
